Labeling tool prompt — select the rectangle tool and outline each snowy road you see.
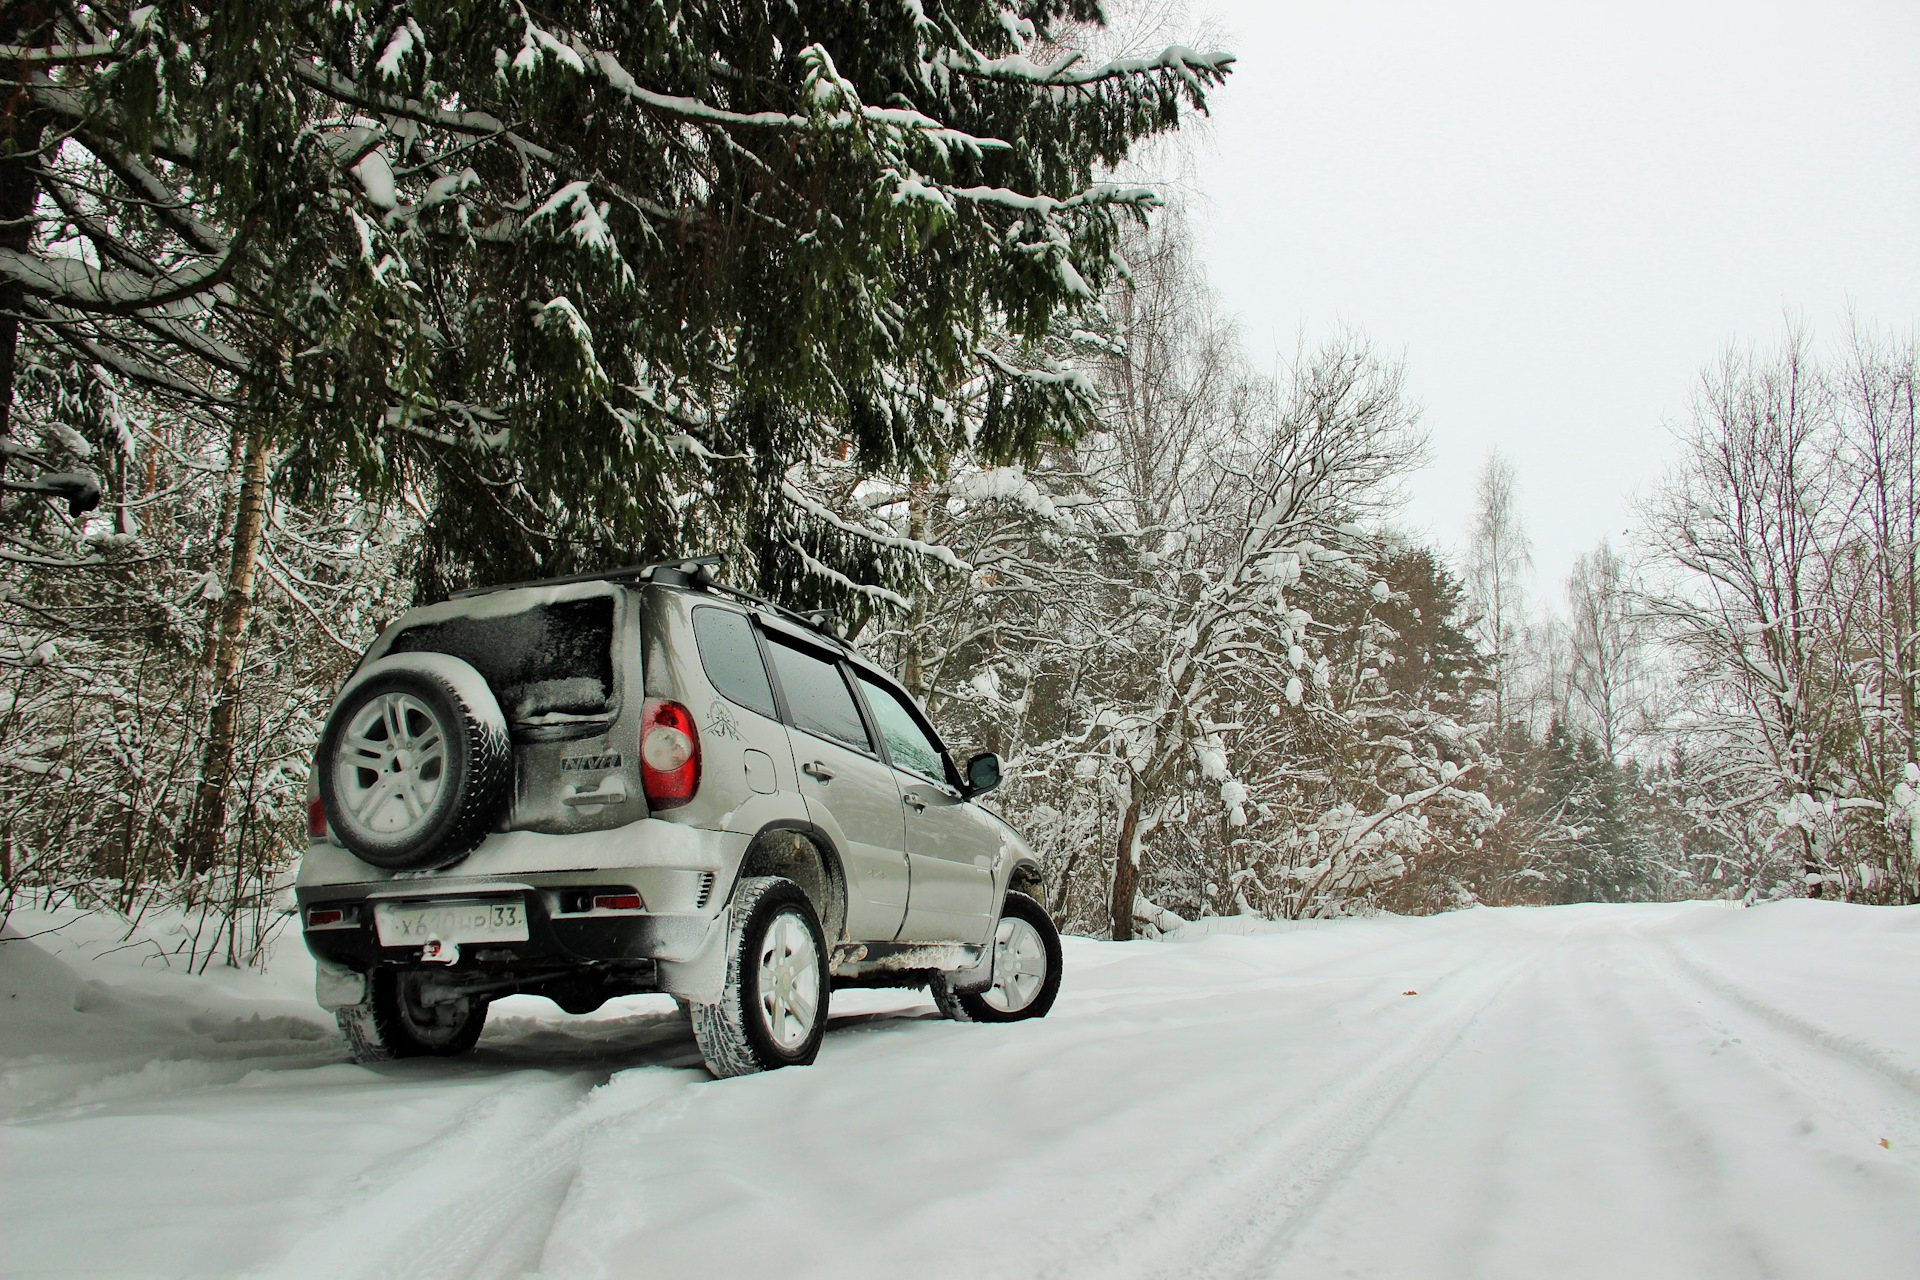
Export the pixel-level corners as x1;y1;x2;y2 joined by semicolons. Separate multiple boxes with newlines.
4;901;1918;1279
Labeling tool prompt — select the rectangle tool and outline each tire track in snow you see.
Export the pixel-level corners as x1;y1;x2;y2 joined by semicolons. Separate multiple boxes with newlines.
1554;936;1783;1275
1204;953;1533;1280
1027;947;1532;1280
254;1009;708;1280
353;1068;700;1280
1657;939;1920;1098
3;1017;340;1121
1578;936;1920;1277
1639;939;1920;1166
1239;930;1740;1280
250;1068;605;1280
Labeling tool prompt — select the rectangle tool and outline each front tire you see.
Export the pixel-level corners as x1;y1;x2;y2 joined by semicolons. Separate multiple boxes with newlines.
932;893;1062;1023
338;967;489;1062
690;877;829;1078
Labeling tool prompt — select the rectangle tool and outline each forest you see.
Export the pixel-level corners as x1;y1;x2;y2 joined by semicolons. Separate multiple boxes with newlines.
2;0;1916;970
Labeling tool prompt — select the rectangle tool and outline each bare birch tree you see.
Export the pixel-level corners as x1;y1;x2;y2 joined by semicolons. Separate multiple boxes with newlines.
1642;329;1866;897
1465;451;1533;729
1565;540;1650;762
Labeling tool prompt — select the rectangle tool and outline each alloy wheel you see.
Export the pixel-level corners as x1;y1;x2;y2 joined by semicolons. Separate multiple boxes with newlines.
334;692;448;837
755;910;821;1051
982;915;1049;1013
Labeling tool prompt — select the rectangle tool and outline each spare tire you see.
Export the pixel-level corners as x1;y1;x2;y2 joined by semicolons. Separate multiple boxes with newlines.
318;652;512;870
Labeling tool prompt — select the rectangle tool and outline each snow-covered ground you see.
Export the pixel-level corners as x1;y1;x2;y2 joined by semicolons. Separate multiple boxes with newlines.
3;901;1917;1280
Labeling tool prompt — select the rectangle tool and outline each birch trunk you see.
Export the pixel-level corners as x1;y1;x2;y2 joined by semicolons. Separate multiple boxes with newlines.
902;476;929;695
180;423;271;877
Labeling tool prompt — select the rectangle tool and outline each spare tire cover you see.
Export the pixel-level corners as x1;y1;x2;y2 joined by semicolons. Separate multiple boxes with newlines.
318;652;512;870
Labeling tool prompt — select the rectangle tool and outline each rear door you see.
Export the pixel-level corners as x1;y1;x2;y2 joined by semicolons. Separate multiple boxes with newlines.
850;670;999;945
759;629;908;942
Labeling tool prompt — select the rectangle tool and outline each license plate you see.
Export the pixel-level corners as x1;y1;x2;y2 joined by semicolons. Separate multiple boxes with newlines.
374;899;528;947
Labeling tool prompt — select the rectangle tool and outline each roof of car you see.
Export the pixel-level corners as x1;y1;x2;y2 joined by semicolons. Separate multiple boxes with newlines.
449;556;850;648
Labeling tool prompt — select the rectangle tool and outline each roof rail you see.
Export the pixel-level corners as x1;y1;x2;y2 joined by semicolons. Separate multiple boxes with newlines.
448;555;725;599
701;580;848;648
448;555;847;645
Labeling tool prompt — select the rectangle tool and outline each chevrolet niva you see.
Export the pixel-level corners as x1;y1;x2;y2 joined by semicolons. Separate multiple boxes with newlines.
297;557;1061;1077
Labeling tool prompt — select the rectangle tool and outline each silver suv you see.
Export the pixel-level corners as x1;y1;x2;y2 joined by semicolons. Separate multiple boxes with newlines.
297;558;1061;1076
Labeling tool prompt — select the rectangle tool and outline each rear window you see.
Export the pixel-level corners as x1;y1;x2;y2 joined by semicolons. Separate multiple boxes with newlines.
389;595;616;722
693;607;777;719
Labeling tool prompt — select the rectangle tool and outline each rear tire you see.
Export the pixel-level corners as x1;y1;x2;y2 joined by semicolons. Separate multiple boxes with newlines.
690;877;829;1078
338;967;489;1061
931;893;1062;1024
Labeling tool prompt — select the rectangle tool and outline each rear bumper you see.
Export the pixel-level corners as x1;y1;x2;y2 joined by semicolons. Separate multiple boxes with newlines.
300;887;716;971
295;818;744;975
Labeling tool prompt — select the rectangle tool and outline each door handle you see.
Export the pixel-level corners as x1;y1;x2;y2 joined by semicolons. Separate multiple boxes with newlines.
802;761;836;782
562;779;629;807
903;793;927;812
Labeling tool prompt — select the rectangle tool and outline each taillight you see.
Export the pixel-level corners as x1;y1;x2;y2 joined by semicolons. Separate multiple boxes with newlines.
307;907;345;928
592;893;644;911
306;797;328;839
640;698;701;809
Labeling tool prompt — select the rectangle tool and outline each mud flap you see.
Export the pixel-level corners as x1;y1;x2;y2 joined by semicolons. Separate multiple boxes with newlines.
655;912;729;1004
315;958;367;1010
940;940;996;994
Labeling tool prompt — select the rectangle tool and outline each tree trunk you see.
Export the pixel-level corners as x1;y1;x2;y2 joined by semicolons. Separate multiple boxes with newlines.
180;423;271;877
1109;794;1142;941
0;0;53;472
200;418;247;668
1800;824;1824;900
902;476;929;695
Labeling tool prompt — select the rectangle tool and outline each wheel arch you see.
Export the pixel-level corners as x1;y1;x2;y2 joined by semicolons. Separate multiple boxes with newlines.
1008;858;1046;905
734;820;849;943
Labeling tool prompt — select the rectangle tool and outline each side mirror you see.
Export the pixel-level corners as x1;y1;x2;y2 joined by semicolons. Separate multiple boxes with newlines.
964;752;1002;798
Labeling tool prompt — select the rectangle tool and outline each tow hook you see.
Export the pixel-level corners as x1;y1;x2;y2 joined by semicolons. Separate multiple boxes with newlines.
420;937;460;965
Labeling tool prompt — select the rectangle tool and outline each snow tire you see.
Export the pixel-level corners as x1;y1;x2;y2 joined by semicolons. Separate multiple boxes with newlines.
338;967;489;1061
317;653;511;871
690;876;829;1079
931;892;1062;1023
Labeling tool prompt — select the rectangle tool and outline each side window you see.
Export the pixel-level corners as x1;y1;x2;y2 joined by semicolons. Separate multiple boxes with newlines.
692;607;776;719
854;673;948;783
764;636;871;751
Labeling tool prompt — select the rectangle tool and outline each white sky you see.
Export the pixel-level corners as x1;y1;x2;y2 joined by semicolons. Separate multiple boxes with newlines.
1185;0;1920;603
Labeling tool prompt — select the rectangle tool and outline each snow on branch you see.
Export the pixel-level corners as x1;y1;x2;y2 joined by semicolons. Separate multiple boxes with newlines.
787;542;912;610
290;60;509;137
780;477;972;572
592;46;1009;154
0;246;237;315
939;44;1236;91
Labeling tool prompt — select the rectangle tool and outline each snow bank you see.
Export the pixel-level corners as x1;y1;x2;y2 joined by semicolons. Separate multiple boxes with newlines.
0;911;337;1121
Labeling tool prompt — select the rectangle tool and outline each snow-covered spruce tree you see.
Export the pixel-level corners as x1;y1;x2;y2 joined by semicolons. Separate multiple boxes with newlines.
200;0;1229;610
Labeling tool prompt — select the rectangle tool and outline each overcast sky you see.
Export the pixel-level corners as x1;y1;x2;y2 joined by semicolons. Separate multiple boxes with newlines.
1185;0;1920;603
